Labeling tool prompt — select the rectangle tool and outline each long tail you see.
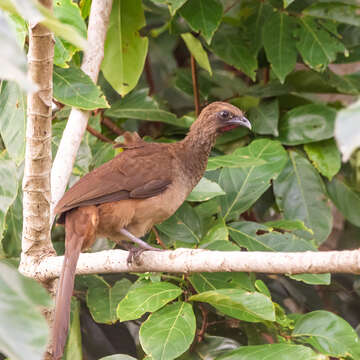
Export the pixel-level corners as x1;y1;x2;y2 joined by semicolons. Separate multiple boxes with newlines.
52;207;98;359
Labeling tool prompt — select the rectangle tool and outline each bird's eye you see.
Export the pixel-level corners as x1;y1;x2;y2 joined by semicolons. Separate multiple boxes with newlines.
220;110;229;118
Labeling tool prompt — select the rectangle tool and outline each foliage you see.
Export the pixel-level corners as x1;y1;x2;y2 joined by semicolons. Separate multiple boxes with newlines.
1;0;360;359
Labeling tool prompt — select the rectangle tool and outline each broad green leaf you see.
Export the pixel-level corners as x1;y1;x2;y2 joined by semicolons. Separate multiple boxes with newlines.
305;2;360;27
150;0;188;15
156;202;202;245
187;177;225;202
201;218;229;244
7;14;27;47
0;260;51;360
186;335;240;360
202;240;239;251
335;98;360;161
87;278;132;324
248;99;279;136
100;356;137;360
304;139;341;180
243;1;273;56
211;25;257;81
117;282;182;322
265;219;313;233
139;302;196;360
263;11;297;83
190;272;253;293
273;151;332;244
54;0;87;38
278;104;336;145
0;81;26;164
1;0;87;49
190;288;275;322
0;154;18;242
180;0;222;44
3;186;22;257
0;14;35;92
181;33;212;75
293;310;360;358
53;0;86;67
105;89;189;127
64;299;82;360
283;0;295;7
327;177;360;227
296;17;346;72
53;66;109;110
218;139;288;220
102;0;148;96
228;221;317;252
289;273;331;285
218;344;319;360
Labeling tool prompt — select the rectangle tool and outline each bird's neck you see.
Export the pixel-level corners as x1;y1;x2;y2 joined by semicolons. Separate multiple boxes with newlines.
177;122;217;187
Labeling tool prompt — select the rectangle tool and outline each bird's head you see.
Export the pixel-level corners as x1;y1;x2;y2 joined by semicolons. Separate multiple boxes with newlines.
193;102;251;136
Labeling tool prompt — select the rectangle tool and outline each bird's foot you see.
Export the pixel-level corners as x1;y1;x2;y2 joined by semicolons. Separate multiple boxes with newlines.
119;228;162;265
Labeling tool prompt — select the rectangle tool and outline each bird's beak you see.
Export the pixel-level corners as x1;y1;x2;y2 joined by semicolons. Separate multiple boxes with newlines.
226;115;252;130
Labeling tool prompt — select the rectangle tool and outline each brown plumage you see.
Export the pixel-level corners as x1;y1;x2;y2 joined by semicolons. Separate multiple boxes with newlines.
52;102;251;359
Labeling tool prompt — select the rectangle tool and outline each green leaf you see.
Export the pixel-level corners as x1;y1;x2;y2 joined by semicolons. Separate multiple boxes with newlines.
264;219;313;233
187;335;240;360
190;289;275;322
218;344;319;360
156;203;202;245
105;89;189;127
218;139;288;220
3;186;22;257
263;11;297;83
0;154;18;242
181;33;212;75
201;218;229;244
0;14;35;92
180;0;222;44
102;0;148;96
278;104;336;145
54;37;72;68
273;151;332;244
296;17;346;72
187;177;225;202
293;310;360;358
289;273;331;285
211;25;257;81
283;0;295;7
117;282;183;322
100;356;137;360
0;81;26;165
228;221;317;252
207;149;265;171
53;66;109;110
243;1;273;56
327;177;360;227
304;139;341;180
248;99;279;136
305;2;360;27
190;272;253;293
139;302;196;360
7;13;27;47
86;278;132;324
335;98;360;161
0;260;51;360
53;0;87;39
150;0;188;15
64;299;82;360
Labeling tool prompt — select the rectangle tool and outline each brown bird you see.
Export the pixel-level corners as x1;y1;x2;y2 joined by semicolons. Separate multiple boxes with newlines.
51;101;251;359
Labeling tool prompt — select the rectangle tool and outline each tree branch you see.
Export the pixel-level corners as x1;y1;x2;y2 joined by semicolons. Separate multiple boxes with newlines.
191;54;200;116
50;0;113;221
20;248;360;281
21;0;55;259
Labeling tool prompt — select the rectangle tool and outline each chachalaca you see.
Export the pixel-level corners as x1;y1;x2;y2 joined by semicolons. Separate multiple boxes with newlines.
52;101;251;359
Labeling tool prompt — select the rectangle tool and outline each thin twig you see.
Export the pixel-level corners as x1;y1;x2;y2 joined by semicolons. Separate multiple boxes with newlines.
152;227;167;249
86;125;114;143
197;304;208;343
144;54;155;96
101;116;124;136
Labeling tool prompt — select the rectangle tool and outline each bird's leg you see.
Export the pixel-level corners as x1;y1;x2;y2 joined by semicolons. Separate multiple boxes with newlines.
119;228;161;264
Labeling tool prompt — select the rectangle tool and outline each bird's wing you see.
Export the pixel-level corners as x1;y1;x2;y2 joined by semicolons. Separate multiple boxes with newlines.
54;143;173;217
